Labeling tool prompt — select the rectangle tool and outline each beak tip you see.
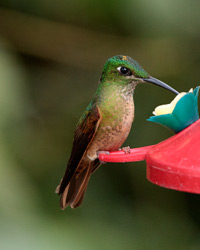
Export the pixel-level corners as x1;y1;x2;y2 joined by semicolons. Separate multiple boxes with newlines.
144;76;179;95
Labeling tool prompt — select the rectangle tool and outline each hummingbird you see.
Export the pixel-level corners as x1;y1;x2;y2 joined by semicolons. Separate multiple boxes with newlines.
56;55;178;209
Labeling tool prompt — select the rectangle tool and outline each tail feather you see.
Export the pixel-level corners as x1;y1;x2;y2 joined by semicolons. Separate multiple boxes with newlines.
57;159;101;209
70;165;91;208
59;183;70;209
70;160;101;208
58;161;92;209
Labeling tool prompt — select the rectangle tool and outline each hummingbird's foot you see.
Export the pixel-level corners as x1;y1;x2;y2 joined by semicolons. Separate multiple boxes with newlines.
121;146;131;154
97;151;110;164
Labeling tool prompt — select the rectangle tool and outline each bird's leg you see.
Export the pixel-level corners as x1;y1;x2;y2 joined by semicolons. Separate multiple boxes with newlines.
120;146;131;154
97;151;110;164
97;150;110;156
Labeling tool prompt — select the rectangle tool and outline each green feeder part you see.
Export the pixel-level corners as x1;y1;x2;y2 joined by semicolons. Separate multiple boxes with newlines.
148;86;199;133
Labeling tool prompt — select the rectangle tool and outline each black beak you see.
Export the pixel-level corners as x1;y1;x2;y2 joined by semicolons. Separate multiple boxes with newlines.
144;76;179;95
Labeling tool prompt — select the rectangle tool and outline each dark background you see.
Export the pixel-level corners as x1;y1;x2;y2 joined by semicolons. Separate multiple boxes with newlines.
0;1;200;249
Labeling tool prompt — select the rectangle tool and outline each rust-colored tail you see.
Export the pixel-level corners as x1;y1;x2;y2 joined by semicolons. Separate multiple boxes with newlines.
56;159;101;209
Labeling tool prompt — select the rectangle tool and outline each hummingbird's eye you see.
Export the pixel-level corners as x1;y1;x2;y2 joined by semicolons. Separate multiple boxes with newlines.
117;66;132;76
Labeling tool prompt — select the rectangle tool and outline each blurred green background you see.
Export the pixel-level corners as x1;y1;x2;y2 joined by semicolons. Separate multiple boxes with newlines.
0;1;200;249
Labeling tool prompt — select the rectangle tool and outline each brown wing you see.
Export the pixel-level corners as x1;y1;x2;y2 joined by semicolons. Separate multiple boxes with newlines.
57;106;102;195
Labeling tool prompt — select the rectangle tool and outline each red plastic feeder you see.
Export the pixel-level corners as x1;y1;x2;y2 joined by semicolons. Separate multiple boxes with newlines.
99;119;200;194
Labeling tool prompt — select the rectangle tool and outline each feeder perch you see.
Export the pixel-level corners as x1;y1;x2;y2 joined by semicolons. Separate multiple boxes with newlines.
99;86;200;194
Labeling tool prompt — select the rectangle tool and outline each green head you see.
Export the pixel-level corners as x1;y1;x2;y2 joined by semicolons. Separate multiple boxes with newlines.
100;55;179;94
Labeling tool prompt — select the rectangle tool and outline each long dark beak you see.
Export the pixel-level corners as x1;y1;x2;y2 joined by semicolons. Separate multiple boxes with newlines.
144;76;179;95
